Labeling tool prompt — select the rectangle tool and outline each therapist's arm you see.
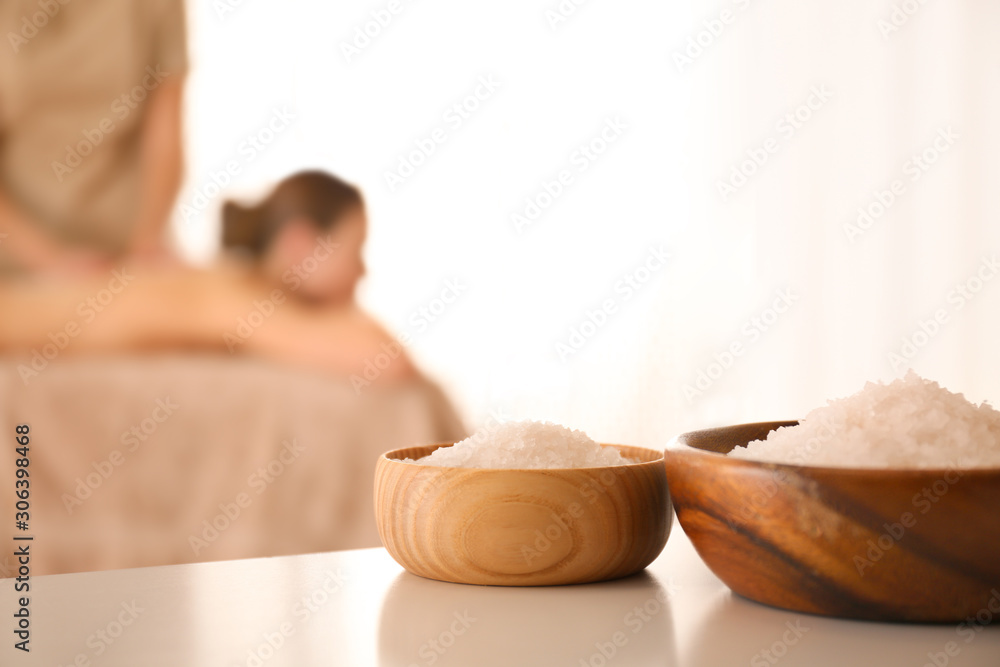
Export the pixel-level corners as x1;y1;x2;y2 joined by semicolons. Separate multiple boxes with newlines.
0;187;59;268
0;187;108;273
0;268;416;384
127;75;185;260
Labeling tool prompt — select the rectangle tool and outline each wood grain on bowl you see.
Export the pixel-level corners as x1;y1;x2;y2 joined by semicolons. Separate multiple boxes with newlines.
665;421;1000;622
375;444;671;586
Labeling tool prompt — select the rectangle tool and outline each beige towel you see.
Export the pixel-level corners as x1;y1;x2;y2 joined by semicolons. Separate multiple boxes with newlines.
0;354;466;575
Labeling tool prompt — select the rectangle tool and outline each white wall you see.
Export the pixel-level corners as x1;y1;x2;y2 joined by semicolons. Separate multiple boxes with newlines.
175;0;1000;448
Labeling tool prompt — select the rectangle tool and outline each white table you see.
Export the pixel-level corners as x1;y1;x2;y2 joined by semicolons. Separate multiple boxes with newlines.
4;527;999;666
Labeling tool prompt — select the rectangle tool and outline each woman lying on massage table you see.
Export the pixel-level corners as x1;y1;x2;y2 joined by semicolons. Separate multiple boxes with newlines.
0;171;414;386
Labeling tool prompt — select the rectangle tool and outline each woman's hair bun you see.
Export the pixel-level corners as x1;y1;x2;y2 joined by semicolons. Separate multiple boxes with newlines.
221;171;362;258
221;200;266;255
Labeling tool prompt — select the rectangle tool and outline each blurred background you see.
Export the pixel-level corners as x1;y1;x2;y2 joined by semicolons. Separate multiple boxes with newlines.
4;0;1000;577
177;0;1000;447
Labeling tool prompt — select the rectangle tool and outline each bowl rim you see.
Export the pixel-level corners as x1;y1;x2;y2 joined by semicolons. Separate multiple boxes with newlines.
667;420;1000;476
379;442;664;472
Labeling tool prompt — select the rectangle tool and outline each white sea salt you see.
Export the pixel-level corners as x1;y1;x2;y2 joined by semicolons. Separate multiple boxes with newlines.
411;420;636;469
729;371;1000;468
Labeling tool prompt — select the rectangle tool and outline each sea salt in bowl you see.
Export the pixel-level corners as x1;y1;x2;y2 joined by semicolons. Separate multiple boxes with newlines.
374;440;671;586
665;421;1000;622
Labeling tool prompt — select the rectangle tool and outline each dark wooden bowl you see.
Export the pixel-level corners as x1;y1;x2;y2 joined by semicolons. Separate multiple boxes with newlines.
664;421;1000;622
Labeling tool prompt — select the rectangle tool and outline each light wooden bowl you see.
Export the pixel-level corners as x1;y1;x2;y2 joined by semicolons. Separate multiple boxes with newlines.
665;421;1000;622
375;443;671;586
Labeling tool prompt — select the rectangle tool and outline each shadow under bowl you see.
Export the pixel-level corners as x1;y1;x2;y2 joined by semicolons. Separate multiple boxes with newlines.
664;421;1000;623
375;443;671;586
